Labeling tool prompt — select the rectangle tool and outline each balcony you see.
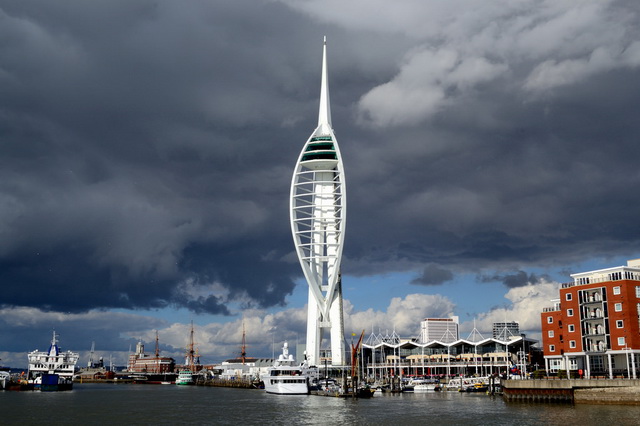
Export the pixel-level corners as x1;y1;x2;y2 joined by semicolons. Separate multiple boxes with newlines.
582;315;605;322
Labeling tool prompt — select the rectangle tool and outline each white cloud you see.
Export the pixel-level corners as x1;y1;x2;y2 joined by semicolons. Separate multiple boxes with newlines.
0;284;555;367
0;306;162;329
147;293;457;361
344;293;456;338
462;280;559;342
358;48;507;127
525;43;640;91
280;0;639;126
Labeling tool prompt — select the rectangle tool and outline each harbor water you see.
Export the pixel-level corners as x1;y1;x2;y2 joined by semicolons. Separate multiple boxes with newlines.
2;384;640;425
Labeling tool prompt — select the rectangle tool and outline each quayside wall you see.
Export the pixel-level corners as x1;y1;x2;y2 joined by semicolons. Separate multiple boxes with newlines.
502;379;640;404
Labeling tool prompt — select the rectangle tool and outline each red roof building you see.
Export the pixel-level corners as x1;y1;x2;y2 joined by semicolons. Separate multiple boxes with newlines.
540;259;640;378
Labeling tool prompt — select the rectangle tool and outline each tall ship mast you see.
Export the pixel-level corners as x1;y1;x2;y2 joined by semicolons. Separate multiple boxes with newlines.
290;37;346;366
176;322;200;385
184;321;199;371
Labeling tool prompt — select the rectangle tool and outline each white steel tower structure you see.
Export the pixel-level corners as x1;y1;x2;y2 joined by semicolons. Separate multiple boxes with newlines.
290;38;346;366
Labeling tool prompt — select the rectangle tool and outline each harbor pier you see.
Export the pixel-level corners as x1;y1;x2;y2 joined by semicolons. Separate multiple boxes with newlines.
502;378;640;404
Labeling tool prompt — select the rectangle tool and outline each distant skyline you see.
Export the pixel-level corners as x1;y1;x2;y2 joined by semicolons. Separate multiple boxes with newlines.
2;0;640;368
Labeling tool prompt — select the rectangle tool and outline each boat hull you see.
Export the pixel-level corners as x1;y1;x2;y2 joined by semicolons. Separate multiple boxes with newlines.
130;373;177;384
264;379;309;395
413;384;440;392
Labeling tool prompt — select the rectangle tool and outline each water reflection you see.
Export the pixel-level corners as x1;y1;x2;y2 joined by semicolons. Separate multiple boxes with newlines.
4;384;640;425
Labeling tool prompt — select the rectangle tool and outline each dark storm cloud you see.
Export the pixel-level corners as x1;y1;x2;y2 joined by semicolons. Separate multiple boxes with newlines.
479;271;549;288
0;0;319;314
2;0;640;320
411;264;453;286
342;19;640;276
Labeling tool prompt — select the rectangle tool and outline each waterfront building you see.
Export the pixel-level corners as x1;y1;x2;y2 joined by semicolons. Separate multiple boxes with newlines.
420;317;459;343
540;259;640;379
362;331;536;379
218;356;273;381
290;38;346;366
493;321;520;340
126;338;175;374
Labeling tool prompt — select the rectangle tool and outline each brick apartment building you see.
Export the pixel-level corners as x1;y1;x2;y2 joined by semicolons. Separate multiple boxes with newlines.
540;259;640;378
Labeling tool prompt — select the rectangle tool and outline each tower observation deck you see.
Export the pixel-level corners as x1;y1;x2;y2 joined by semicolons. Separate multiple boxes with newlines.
290;37;346;366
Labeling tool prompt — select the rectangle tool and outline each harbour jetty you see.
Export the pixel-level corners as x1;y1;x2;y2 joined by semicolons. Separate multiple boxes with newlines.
502;378;640;404
201;378;256;389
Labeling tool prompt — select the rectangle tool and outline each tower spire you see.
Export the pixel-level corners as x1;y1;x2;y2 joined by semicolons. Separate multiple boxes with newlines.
318;36;332;131
290;37;346;366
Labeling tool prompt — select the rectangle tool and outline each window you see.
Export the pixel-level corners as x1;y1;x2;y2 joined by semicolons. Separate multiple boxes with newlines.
590;355;604;371
618;337;626;346
547;316;553;324
568;324;575;332
569;340;576;348
615;303;623;312
549;344;555;352
548;330;554;338
569;358;578;369
613;286;621;295
636;286;640;298
567;308;574;317
617;320;624;328
566;293;572;301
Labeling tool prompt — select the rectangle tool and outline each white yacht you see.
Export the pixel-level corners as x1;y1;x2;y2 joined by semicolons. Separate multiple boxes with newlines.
0;371;10;390
263;342;317;395
27;331;79;391
411;378;441;392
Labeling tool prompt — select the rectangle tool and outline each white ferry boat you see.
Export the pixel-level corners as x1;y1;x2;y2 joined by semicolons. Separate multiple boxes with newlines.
176;370;195;385
27;331;79;391
263;342;317;395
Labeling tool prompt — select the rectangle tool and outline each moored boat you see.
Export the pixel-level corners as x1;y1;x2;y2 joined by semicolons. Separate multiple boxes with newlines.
0;371;10;390
27;331;79;391
446;376;490;392
411;378;441;392
176;370;195;385
263;342;317;395
465;382;489;392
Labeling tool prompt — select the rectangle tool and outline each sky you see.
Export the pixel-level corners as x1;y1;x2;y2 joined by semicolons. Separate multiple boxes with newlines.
2;0;640;368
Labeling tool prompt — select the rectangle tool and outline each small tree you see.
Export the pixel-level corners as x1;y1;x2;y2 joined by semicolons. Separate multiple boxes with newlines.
532;369;546;379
